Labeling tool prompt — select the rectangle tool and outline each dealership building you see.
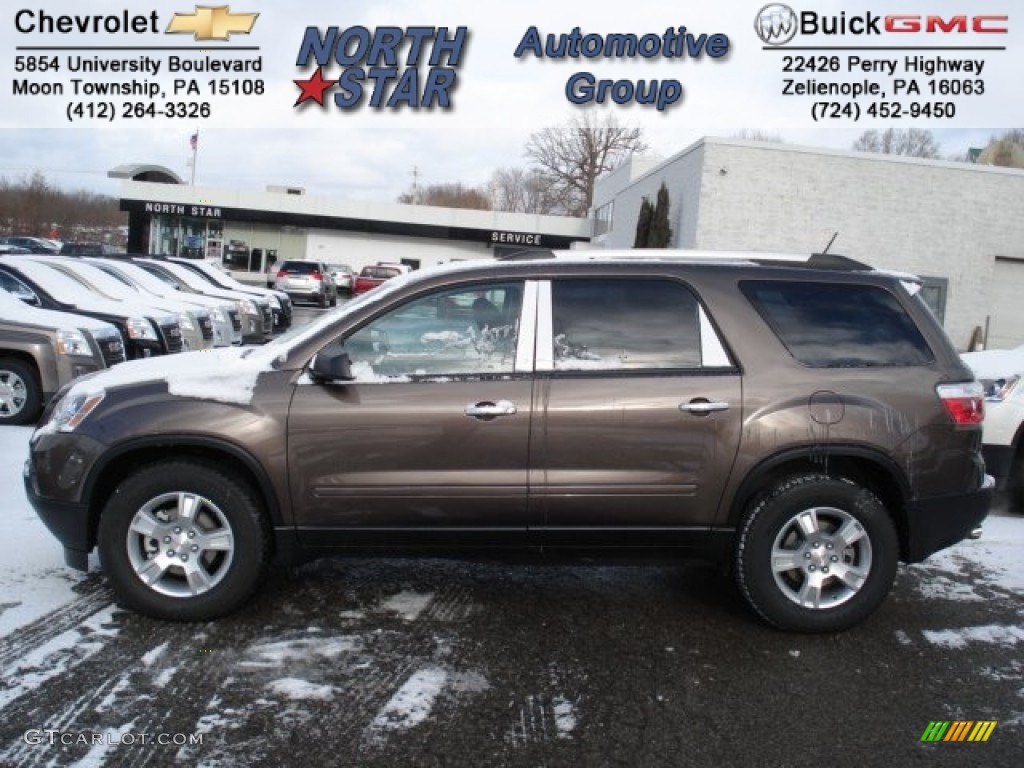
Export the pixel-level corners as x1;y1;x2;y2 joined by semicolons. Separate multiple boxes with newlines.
109;165;590;278
113;137;1024;350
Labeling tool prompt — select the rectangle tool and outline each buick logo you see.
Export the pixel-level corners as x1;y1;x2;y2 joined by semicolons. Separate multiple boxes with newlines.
756;3;798;45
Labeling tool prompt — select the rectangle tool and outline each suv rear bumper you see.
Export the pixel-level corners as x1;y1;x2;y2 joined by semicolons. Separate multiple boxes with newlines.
904;474;994;562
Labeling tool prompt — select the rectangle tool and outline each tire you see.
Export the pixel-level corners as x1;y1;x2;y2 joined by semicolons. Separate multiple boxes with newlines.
318;291;328;309
329;290;338;307
97;461;271;621
736;473;898;633
0;357;43;426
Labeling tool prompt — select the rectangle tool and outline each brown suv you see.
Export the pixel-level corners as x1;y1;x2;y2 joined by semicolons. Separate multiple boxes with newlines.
25;252;992;631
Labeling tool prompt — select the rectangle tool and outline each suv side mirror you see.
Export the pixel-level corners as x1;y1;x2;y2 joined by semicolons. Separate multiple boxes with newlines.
310;345;355;383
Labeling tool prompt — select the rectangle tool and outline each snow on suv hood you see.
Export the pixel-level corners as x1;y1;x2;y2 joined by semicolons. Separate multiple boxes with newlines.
961;346;1024;380
63;346;277;406
0;290;116;335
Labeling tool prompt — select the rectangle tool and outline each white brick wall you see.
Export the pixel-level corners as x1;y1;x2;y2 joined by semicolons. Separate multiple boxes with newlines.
593;138;1024;349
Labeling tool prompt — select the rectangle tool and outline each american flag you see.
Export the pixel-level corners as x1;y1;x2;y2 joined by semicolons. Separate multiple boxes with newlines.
189;132;198;151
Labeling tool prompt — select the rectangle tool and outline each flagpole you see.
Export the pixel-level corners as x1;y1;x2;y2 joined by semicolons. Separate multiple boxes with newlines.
190;129;199;185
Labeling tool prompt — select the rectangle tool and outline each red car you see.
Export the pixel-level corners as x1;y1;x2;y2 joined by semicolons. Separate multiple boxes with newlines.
353;264;407;294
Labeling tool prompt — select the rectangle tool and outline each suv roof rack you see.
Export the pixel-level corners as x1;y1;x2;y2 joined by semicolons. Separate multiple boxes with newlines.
494;248;556;261
537;249;874;271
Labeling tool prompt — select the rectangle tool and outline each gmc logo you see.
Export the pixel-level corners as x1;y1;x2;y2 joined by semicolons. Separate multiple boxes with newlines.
884;15;1008;33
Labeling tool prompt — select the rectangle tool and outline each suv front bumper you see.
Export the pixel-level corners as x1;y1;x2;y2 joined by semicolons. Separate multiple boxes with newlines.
24;459;92;570
904;474;994;562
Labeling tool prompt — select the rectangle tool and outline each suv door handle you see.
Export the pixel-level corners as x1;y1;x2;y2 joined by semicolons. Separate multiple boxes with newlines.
465;400;518;418
679;400;730;414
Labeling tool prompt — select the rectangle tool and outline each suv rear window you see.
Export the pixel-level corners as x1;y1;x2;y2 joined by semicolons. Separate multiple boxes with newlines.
740;280;934;367
279;261;320;274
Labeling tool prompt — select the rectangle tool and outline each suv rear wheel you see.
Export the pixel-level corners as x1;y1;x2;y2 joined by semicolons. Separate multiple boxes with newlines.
98;461;270;621
736;474;898;633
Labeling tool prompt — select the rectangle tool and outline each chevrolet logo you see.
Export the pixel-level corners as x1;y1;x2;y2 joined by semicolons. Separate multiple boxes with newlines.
166;5;258;41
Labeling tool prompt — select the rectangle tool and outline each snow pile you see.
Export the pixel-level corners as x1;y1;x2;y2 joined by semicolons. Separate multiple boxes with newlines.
369;667;448;733
266;678;336;701
922;624;1024;649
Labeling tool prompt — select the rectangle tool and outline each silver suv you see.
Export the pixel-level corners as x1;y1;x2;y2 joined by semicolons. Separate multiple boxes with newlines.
274;259;338;307
24;251;992;631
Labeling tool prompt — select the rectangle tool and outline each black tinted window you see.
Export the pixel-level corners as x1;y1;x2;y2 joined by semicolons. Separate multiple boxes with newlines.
741;281;934;367
551;279;703;370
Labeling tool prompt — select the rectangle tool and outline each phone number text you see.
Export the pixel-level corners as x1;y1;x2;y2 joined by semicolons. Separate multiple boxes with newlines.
66;101;212;122
811;101;956;122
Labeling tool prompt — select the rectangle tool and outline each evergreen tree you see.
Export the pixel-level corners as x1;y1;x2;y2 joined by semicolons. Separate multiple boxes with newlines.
649;183;673;247
634;197;653;247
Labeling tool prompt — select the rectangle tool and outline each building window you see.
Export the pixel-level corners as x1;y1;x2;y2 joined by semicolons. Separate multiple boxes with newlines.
918;276;948;324
593;202;614;237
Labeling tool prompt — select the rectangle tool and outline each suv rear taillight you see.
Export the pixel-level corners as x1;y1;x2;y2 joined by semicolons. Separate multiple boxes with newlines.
311;270;322;280
276;270;287;279
937;382;985;425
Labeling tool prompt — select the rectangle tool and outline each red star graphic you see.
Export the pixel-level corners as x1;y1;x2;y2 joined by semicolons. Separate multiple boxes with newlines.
294;68;333;107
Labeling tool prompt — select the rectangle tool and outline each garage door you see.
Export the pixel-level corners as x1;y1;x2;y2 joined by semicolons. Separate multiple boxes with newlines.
989;258;1024;349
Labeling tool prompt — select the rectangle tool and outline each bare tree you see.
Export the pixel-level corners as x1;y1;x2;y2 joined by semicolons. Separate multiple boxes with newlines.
398;181;492;210
524;112;648;217
975;129;1024;169
488;167;559;214
732;129;786;143
851;128;941;158
0;172;123;238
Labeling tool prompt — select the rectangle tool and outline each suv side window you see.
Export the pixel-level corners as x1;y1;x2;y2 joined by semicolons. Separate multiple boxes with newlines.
344;282;523;379
741;280;934;367
549;278;727;370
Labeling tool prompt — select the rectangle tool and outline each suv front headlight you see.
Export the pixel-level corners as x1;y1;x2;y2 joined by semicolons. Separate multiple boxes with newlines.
47;389;106;433
126;317;157;340
209;307;226;323
55;329;90;356
266;295;282;310
237;299;258;316
177;312;196;332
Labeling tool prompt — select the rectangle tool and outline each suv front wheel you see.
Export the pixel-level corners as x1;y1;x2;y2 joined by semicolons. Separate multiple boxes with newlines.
736;474;898;633
98;461;271;621
0;357;42;425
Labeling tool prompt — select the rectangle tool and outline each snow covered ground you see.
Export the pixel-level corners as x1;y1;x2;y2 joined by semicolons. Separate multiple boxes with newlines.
1;425;1022;767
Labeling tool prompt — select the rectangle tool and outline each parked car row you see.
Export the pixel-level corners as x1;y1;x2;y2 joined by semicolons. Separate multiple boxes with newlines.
0;253;293;425
267;259;410;303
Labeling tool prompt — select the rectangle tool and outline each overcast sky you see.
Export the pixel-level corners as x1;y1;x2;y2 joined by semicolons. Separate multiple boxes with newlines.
0;0;1019;203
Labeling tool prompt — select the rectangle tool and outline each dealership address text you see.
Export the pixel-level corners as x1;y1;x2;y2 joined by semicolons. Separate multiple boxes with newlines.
10;54;263;122
777;54;990;123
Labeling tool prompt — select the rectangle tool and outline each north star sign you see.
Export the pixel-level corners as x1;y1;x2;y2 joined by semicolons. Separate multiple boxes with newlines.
144;202;222;217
